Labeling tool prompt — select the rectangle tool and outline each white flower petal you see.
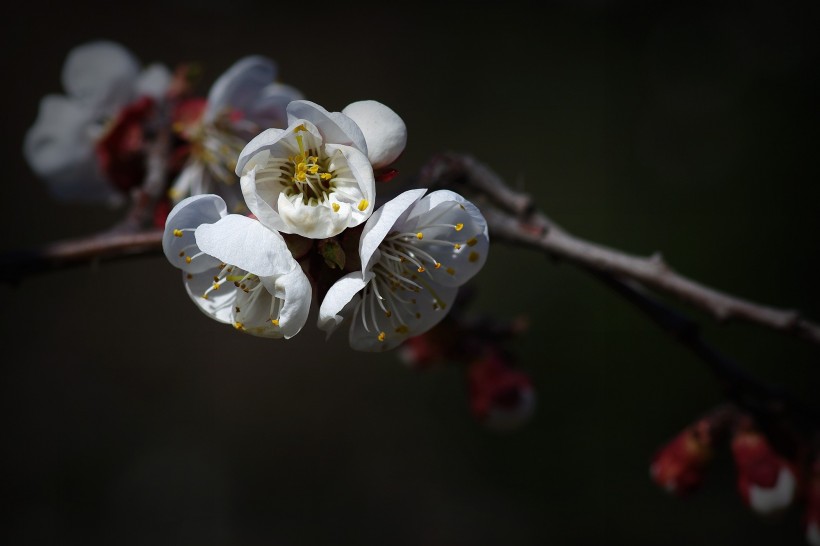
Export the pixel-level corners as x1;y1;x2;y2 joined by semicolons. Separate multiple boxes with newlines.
23;94;120;203
239;167;290;233
205;56;277;123
408;189;489;239
195;215;295;277
317;272;369;337
349;279;458;352
163;194;227;274
183;268;237;324
135;63;172;99
61;40;140;116
277;193;349;239
359;189;427;274
245;82;304;129
408;202;489;287
748;467;796;515
286;100;367;154
262;266;312;339
342;100;407;169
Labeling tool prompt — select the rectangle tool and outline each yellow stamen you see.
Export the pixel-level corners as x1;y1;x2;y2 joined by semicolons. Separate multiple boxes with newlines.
395;325;409;334
173;229;183;237
332;203;340;212
454;243;462;250
467;237;478;247
185;256;192;264
271;319;280;326
446;267;455;275
468;252;480;263
377;331;386;342
212;283;220;290
416;232;423;240
454;223;464;231
385;310;392;318
417;266;425;273
357;199;369;211
320;172;332;180
434;262;441;269
234;321;244;329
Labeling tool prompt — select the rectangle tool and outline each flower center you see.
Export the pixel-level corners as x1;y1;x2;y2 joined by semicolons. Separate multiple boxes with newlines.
187;122;246;185
252;126;364;208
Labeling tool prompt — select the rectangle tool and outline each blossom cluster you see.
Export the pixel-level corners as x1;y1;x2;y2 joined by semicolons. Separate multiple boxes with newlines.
24;41;489;352
162;96;488;349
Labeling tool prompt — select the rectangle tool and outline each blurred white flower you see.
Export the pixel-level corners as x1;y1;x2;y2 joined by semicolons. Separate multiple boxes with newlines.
318;188;489;351
236;100;405;239
24;41;171;204
163;194;311;339
170;56;302;212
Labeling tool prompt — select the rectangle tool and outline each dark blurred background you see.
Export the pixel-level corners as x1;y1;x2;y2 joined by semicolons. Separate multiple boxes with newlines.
1;1;819;544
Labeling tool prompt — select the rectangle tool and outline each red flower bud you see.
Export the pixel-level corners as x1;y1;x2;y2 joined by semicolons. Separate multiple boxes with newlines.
650;418;714;495
467;351;534;430
731;427;798;516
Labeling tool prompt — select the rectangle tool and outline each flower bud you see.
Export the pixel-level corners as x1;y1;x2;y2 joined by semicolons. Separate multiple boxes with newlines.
650;418;714;495
731;426;798;516
467;351;534;431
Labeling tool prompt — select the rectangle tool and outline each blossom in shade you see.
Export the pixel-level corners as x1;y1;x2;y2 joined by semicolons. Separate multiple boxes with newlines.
650;417;715;495
236;100;405;239
468;350;535;430
24;41;170;204
162;194;310;339
170;56;302;211
318;188;488;351
731;426;798;516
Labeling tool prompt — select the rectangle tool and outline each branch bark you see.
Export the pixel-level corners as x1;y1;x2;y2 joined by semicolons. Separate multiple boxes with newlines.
0;230;163;284
420;152;820;346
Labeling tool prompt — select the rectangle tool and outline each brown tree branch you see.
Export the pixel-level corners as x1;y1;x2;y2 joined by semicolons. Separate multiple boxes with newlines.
420;152;820;346
0;230;163;284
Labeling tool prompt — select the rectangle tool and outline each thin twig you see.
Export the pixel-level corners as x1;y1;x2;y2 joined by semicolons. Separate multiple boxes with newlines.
0;230;163;284
420;152;820;346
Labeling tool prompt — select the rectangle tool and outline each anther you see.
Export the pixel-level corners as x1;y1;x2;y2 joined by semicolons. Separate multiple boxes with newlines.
377;331;386;342
332;203;340;212
185;256;192;264
454;243;461;250
271;319;280;326
467;237;478;247
434;262;442;269
468;252;480;263
417;266;425;273
416;232;424;240
357;199;369;211
446;267;455;275
173;229;183;237
454;223;464;231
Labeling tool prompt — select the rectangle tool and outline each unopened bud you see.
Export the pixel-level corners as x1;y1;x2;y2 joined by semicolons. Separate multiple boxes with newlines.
650;418;714;495
468;351;534;431
731;426;798;516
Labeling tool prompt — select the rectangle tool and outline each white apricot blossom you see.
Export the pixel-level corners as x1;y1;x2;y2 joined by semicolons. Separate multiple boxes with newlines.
235;100;406;239
163;194;310;339
170;56;302;211
318;188;489;351
24;41;170;204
